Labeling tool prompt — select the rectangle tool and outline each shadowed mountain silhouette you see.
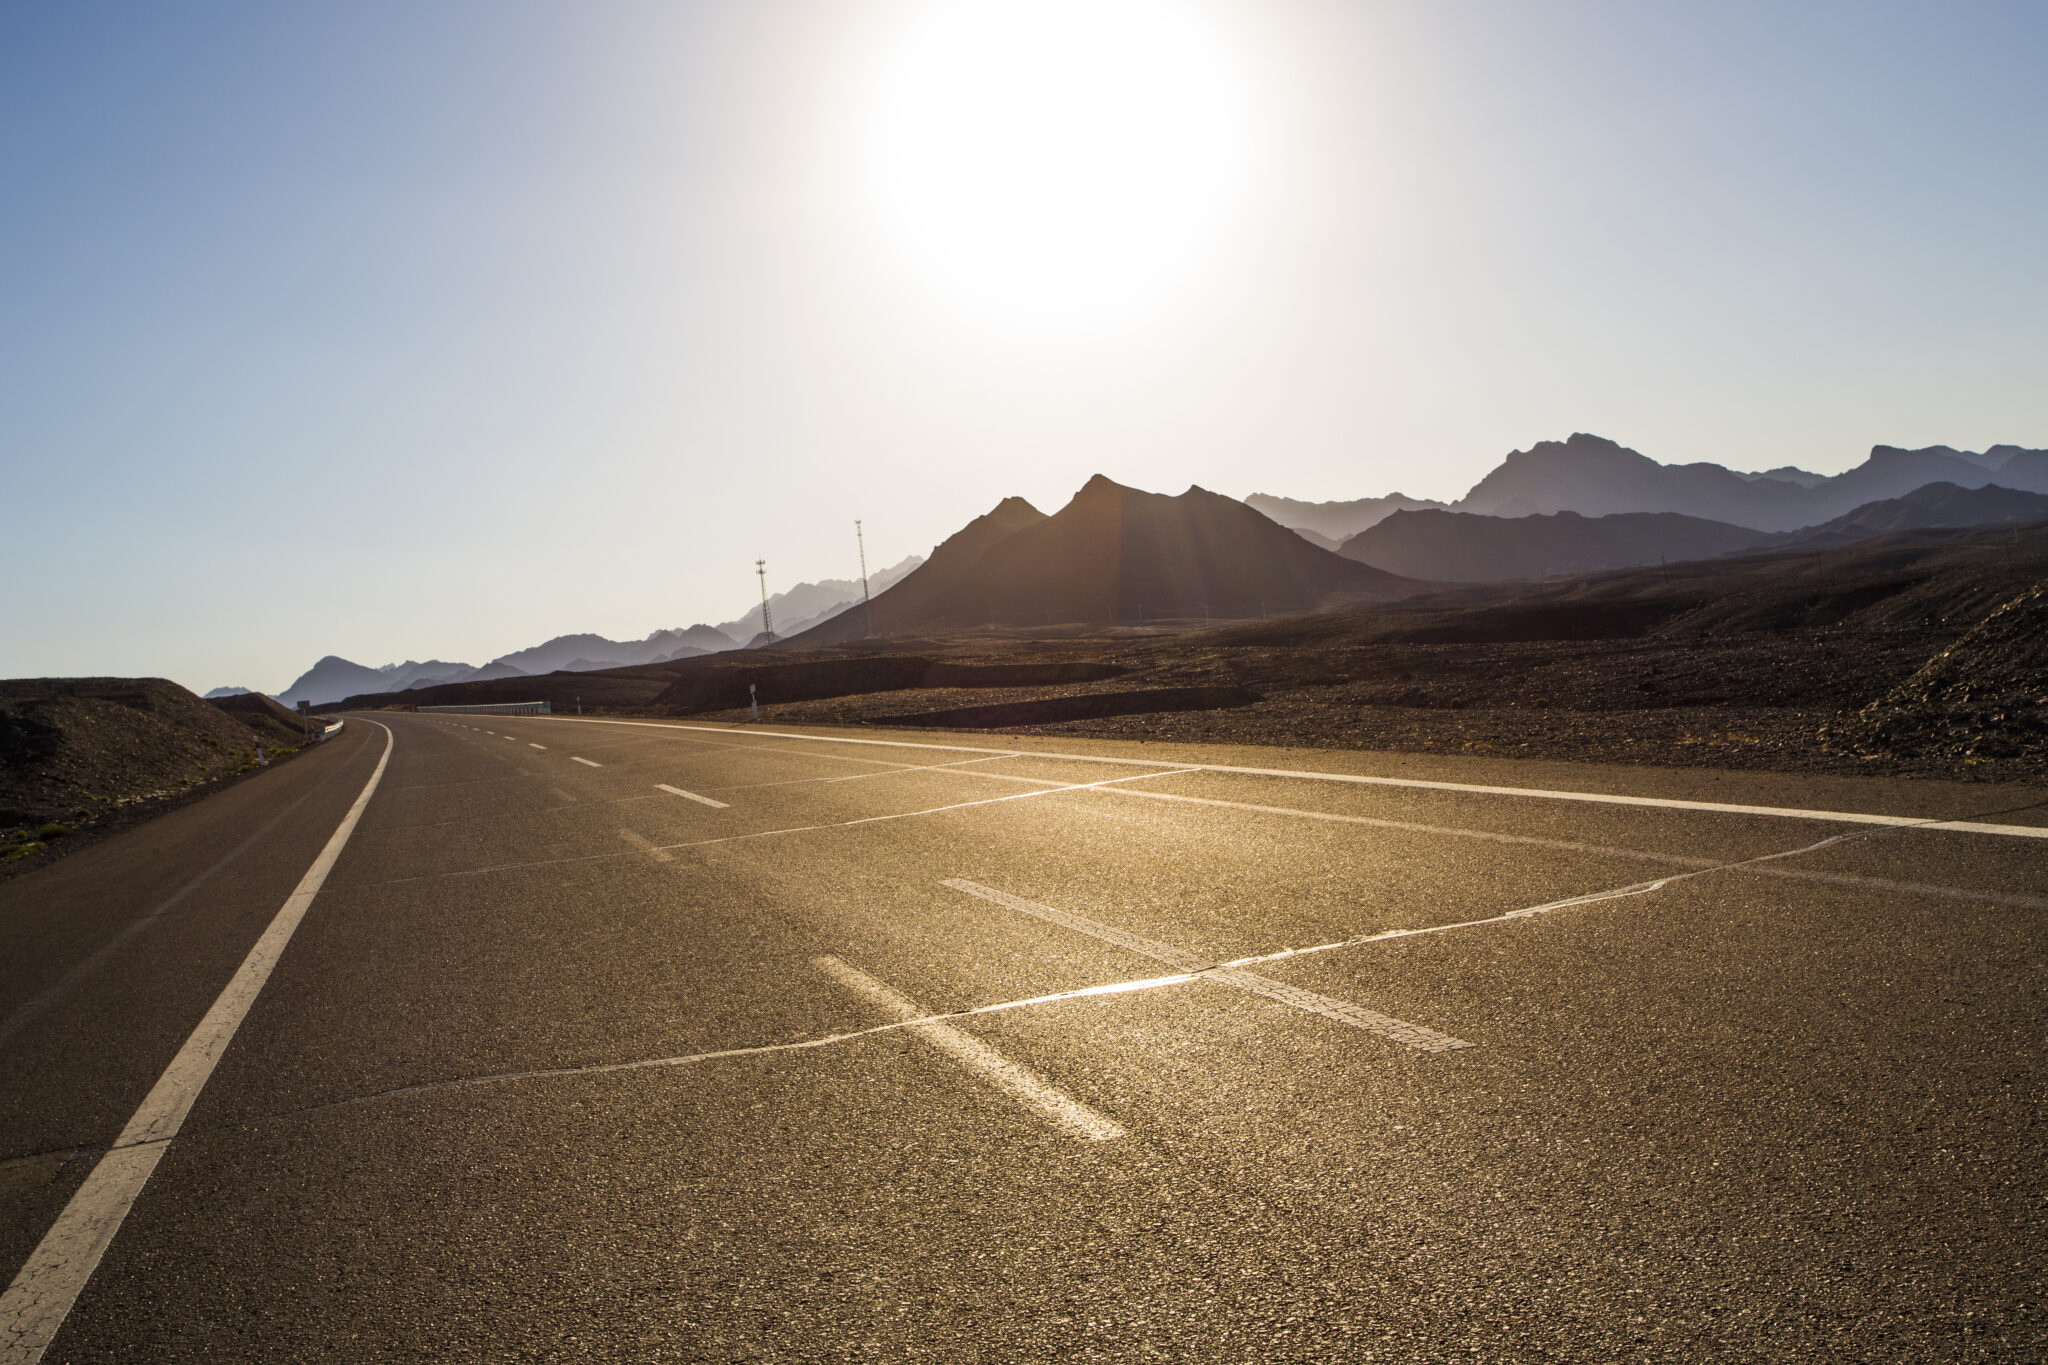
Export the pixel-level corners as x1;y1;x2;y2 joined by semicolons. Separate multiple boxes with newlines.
793;477;1411;643
1451;433;2048;530
1792;482;2048;544
790;496;1048;644
1453;434;1822;526
1341;508;1774;582
1340;481;2048;582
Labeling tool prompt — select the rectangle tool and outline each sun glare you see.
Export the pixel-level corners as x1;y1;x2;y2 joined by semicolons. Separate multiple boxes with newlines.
853;0;1259;339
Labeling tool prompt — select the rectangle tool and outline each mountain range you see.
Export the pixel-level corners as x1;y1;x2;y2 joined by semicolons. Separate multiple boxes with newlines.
269;559;926;705
262;432;2045;702
792;476;1412;646
1337;481;2048;582
1242;492;1450;543
715;556;923;644
1255;435;2047;542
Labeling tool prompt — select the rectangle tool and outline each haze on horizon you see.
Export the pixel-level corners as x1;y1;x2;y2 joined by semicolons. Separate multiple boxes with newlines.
4;0;2044;694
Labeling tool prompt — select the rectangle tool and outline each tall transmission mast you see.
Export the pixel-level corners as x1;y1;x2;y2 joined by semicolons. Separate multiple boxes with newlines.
855;519;872;638
755;559;775;642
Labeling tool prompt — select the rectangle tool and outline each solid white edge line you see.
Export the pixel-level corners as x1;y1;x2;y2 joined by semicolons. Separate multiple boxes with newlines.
0;720;396;1365
655;783;729;809
533;718;2048;840
812;956;1125;1142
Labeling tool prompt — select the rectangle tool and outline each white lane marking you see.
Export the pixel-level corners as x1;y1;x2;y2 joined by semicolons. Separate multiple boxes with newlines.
943;880;1471;1053
539;718;2048;841
571;757;601;767
344;769;1196;888
1101;788;2048;912
393;769;1195;885
617;829;674;862
655;783;729;808
0;721;395;1365
812;955;1126;1142
712;755;1015;794
529;743;547;750
503;736;516;742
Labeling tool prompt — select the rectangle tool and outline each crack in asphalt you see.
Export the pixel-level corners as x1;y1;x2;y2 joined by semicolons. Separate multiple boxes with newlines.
25;805;2006;1167
13;783;2037;1183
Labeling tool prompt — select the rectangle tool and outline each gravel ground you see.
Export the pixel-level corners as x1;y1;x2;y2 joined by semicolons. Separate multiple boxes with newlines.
675;623;2046;784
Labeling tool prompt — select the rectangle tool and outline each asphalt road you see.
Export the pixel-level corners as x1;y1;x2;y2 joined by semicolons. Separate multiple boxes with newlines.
2;711;2044;1362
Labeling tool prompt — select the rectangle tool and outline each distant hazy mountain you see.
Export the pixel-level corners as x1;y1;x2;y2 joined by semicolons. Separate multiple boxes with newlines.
1735;466;1828;488
1453;434;1824;527
1341;508;1775;582
487;625;734;676
1450;433;2048;531
795;478;1411;644
1985;447;2048;490
202;686;253;699
715;556;922;644
1336;479;2048;583
279;657;412;707
1791;482;2048;544
274;623;745;706
1242;492;1451;542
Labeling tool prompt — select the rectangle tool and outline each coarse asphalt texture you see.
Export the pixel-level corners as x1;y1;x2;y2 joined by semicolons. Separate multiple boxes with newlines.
2;712;2044;1362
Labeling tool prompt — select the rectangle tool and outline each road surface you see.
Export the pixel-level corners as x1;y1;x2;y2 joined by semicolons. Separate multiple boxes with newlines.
3;712;2044;1361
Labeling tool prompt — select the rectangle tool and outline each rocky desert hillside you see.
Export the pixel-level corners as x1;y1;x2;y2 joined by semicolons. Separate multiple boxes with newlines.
0;677;308;870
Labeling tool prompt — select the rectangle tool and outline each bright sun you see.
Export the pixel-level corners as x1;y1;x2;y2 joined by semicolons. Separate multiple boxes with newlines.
853;0;1258;338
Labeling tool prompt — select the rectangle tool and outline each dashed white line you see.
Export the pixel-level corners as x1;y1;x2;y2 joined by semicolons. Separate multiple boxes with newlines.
942;879;1472;1053
571;757;601;767
529;743;547;750
0;722;396;1364
655;783;729;808
813;956;1126;1142
541;718;2048;841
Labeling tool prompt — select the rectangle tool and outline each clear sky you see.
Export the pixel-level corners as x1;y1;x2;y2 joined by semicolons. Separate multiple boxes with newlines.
5;0;2044;693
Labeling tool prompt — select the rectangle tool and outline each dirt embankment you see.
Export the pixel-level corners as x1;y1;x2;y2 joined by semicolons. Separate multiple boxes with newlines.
0;677;312;874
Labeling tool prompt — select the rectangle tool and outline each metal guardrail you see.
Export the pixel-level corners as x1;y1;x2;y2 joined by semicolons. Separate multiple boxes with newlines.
416;701;552;715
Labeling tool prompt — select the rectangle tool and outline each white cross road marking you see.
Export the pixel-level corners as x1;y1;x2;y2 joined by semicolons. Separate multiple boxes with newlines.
617;829;674;862
942;879;1473;1053
813;956;1126;1141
